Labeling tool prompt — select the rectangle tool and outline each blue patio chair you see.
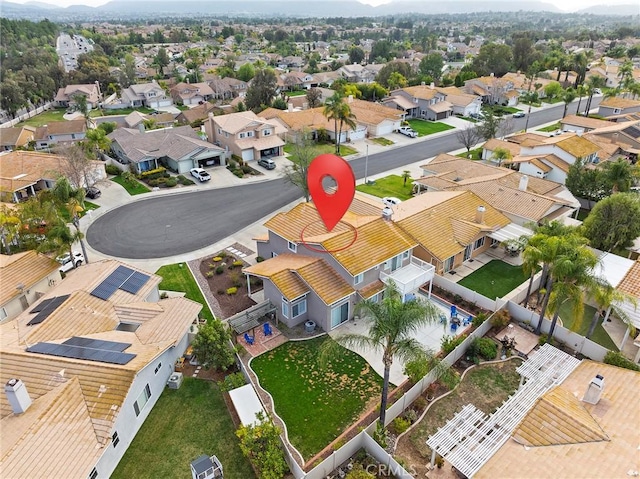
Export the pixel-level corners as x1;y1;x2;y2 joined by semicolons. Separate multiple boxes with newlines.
244;332;254;345
450;305;457;319
439;313;447;324
450;322;458;333
263;322;273;336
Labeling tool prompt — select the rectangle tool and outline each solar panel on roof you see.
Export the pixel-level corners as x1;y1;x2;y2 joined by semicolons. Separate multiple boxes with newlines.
63;336;131;352
27;295;71;326
119;271;150;295
30;297;54;314
27;342;136;365
90;265;135;300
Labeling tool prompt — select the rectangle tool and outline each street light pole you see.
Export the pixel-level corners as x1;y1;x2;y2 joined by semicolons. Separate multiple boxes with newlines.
364;144;369;184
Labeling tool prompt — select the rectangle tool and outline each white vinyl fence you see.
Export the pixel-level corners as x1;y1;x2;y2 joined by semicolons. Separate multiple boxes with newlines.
0;102;53;128
433;274;498;311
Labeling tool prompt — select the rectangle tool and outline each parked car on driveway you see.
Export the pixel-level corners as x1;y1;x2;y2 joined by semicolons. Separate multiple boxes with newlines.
190;167;211;182
397;126;417;138
513;112;525;118
57;251;84;273
257;158;276;170
85;186;101;199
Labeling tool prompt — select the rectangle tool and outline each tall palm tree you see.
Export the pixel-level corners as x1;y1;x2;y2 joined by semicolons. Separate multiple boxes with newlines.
323;283;440;426
561;87;577;118
323;92;357;155
604;159;640;193
575;84;587;115
587;280;636;340
584;75;606;115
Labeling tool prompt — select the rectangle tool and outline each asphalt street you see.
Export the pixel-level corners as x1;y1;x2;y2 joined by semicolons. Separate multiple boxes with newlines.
87;98;600;259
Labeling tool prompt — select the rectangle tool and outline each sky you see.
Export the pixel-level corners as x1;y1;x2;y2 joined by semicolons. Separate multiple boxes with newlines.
5;0;634;11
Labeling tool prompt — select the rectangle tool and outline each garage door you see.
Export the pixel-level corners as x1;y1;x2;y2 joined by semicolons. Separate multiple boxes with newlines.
242;149;254;161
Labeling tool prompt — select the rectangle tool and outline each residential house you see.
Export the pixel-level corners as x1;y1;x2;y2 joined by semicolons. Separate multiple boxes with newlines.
0;259;202;479
54;83;101;109
415;154;580;226
560;114;613;134
0;150;106;202
120;81;172;109
384;84;452;121
597;97;640;118
0;126;36;151
176;102;221;126
170;82;215;106
436;86;482;117
463;75;519;106
474;361;639;479
337;63;377;83
582;120;640;163
615;259;640;362
345;97;404;137
34;120;87;151
279;71;316;91
312;71;341;87
109;125;225;174
204;76;249;100
481;138;522;164
204;111;286;162
508;133;601;183
0;251;61;323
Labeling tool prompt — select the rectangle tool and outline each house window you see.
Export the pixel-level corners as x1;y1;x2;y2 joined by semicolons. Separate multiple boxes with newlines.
217;128;222;134
402;250;410;260
0;307;6;321
474;237;485;250
354;273;364;285
247;131;254;137
112;431;120;448
288;241;297;253
292;299;307;318
490;238;499;247
271;252;278;258
89;468;98;479
613;108;621;114
263;129;272;136
133;384;151;417
282;298;289;318
154;362;162;374
239;132;246;139
444;256;455;272
224;132;229;138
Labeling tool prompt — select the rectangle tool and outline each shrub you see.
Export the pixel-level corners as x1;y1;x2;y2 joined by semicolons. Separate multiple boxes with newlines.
453;294;463;304
219;372;246;392
212;256;223;262
164;177;177;187
226;287;238;295
233;169;244;178
217;289;225;295
205;271;214;278
218;251;227;258
241;164;252;174
208;263;216;269
332;437;347;451
392;417;411;434
403;409;418;423
472;312;488;327
413;397;427;411
105;164;121;175
236;412;289;479
232;260;244;267
490;309;511;330
156;177;167;184
148;179;159;187
441;334;467;355
215;266;224;275
435;455;445;469
141;166;167;177
469;337;497;361
256;256;265;262
228;159;237;170
604;351;640;371
229;270;243;287
404;357;432;384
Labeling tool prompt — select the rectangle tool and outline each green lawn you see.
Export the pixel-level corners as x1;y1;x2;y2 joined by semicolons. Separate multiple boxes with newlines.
111;175;151;195
251;336;382;458
484;105;521;116
285;90;307;97
283;141;358;160
406;119;455;136
457;147;483;161
370;137;394;146
558;301;618;351
156;263;214;321
458;260;530;299
537;122;561;132
17;109;66;127
57;201;99;222
112;379;255;479
356;174;414;200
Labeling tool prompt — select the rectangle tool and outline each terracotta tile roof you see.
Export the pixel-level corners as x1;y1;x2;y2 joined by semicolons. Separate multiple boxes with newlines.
272;270;309;300
554;135;600;158
529;157;553;172
275;107;336;132
617;260;640;298
507;132;547;146
0;126;35;148
346;98;404;125
477;361;640;479
483;138;521;157
213;111;285;134
358;280;386;299
36;119;86;137
428;100;453;113
323;217;418;275
236;135;284;151
394;191;510;260
135;297;202;344
599;96;640;109
541;153;572;173
399;85;439;100
385;95;416;110
296;259;354;304
560;114;612;130
0;251;59;305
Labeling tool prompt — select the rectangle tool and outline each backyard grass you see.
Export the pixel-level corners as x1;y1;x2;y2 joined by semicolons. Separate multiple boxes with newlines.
251;336;382;458
283;141;358;160
110;175;151;195
156;263;214;321
558;301;618;351
406;119;454;136
285;90;307;96
112;378;255;479
458;260;530;299
57;201;99;222
16;109;66;127
406;360;521;459
537;122;561;132
457;147;483;161
370;137;394;146
356;174;414;200
485;105;521;115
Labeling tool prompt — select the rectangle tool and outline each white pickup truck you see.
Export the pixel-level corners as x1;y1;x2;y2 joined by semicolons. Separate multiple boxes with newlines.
57;251;84;273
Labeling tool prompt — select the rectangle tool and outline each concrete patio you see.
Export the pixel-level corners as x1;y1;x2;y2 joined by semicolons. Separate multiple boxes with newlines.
445;247;523;283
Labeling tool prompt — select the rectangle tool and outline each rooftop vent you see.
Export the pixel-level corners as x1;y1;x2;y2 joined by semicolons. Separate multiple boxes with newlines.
582;374;605;405
475;205;486;224
5;378;32;414
382;207;393;221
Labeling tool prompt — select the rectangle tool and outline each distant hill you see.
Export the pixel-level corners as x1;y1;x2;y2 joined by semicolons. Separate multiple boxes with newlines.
577;4;639;15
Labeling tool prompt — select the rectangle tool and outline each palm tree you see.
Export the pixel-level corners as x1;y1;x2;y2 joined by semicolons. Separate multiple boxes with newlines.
584;76;606;116
323;92;357;155
604;159;640;193
587;280;635;339
83;128;111;160
575;84;587;116
402;170;411;186
561;87;577;118
323;283;440;426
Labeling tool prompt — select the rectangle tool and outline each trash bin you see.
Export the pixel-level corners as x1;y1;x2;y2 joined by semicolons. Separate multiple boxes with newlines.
305;320;316;333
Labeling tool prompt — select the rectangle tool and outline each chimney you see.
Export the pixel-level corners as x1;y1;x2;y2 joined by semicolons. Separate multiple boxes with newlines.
475;205;486;224
519;175;529;192
430;82;435;89
287;103;293;112
490;72;494;77
382;206;393;221
582;374;605;405
5;379;31;414
421;81;425;86
138;123;145;133
347;95;353;104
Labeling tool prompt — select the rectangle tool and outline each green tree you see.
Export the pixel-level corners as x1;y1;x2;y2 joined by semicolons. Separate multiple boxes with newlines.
323;282;440;426
477;111;503;140
583;75;606;115
543;81;563;101
83;128;111;160
349;46;365;64
491;147;512;167
387;71;407;91
603;159;640;193
370;39;392;62
402;170;411;186
0;78;26;119
471;43;513;77
583;193;640;252
72;93;90;126
245;68;277;112
271;97;287;110
236;411;288;479
122;53;136;88
154;47;170;76
323;92;357;155
236;62;255;82
561;87;577;118
191;319;236;371
575;84;587;115
283;129;314;202
376;61;413;89
419;53;444;82
305;87;322;108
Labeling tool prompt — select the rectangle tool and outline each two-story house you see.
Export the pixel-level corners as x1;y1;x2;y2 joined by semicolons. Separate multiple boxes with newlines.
54;83;101;109
0;259;202;479
204;111;286;162
33;119;87;151
170;82;215;106
120;81;173;110
464;75;519;106
384;84;452;121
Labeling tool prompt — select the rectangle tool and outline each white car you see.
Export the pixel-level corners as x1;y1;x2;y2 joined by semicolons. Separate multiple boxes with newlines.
57;251;84;273
190;168;211;182
397;126;417;138
382;197;402;207
513;112;525;118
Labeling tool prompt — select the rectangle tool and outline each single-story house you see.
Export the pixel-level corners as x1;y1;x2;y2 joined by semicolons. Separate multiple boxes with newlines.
34;120;87;151
0;126;36;151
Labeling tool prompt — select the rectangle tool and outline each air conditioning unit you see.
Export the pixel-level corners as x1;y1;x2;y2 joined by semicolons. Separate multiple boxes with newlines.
167;372;183;390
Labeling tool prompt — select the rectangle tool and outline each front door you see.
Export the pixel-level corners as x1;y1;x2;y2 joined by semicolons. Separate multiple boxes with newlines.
464;244;472;261
331;301;349;329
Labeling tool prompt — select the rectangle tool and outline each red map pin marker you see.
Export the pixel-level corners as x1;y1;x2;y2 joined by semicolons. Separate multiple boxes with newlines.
307;153;356;232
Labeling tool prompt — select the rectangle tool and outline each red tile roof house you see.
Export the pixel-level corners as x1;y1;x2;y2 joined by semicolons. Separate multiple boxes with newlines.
54;83;101;109
170;82;215;106
385;84;453;121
